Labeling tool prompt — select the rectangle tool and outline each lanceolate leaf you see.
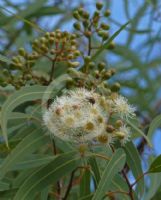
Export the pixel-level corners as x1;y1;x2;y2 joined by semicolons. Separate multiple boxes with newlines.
144;173;161;200
0;54;11;64
13;151;82;200
80;170;91;198
147;114;161;141
0;129;49;180
124;142;144;196
88;157;101;186
149;155;161;173
110;174;129;200
92;21;130;61
92;149;126;200
0;181;10;191
127;119;152;147
0;74;69;146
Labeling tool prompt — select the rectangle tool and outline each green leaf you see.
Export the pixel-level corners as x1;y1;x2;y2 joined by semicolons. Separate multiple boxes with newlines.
149;155;161;173
124;142;144;195
0;129;49;180
80;170;91;198
88;157;101;186
0;181;10;191
92;21;130;61
9;154;55;171
110;174;129;200
79;194;93;200
92;149;126;200
144;173;161;200
13;151;82;200
0;0;46;33
40;186;50;200
127;119;152;147
148;114;161;141
0;74;69;146
0;54;11;64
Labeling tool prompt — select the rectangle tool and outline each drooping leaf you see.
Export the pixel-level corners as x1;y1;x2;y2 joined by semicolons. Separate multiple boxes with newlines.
92;149;126;200
92;21;130;61
148;114;161;141
144;172;161;200
0;54;11;64
0;129;49;180
0;74;69;146
127;119;152;147
13;151;82;200
124;142;144;196
80;170;91;198
88;157;101;186
110;174;129;200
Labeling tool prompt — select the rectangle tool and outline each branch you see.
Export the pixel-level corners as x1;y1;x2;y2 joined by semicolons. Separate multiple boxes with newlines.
122;170;134;200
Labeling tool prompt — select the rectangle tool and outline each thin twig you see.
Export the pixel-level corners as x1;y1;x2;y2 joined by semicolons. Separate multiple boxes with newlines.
105;190;129;198
122;170;134;200
62;169;77;200
49;56;57;83
131;171;148;188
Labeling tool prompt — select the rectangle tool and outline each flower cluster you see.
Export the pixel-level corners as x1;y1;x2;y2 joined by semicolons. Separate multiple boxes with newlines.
43;88;136;146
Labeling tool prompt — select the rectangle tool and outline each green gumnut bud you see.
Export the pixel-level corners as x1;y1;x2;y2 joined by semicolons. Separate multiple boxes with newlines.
82;11;89;19
100;23;110;30
84;56;91;63
104;9;111;17
107;42;115;49
88;62;95;69
96;2;103;10
68;61;80;68
98;62;106;70
18;48;26;57
73;11;80;20
73;22;81;30
78;7;84;16
110;83;120;92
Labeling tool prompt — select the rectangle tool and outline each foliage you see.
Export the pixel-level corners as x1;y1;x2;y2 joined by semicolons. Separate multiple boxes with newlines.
0;1;161;200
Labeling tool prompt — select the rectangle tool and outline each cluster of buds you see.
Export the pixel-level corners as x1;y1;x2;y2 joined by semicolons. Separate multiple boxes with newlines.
2;30;81;89
67;56;120;95
43;88;136;146
73;2;114;50
32;30;80;66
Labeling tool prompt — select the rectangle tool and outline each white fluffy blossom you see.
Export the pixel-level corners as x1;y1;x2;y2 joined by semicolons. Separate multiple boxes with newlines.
113;95;136;119
43;88;109;143
114;125;131;146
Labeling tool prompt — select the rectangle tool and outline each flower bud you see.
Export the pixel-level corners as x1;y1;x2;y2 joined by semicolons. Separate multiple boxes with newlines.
78;7;84;16
84;56;91;63
82;11;89;19
114;131;125;139
88;62;95;69
104;9;111;17
73;10;80;20
107;42;115;49
98;62;106;70
115;120;123;128
100;23;110;30
83;20;90;28
73;22;81;30
106;125;115;133
68;61;80;68
96;2;103;10
73;50;81;57
84;31;92;37
110;83;120;92
18;48;26;57
97;134;108;144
